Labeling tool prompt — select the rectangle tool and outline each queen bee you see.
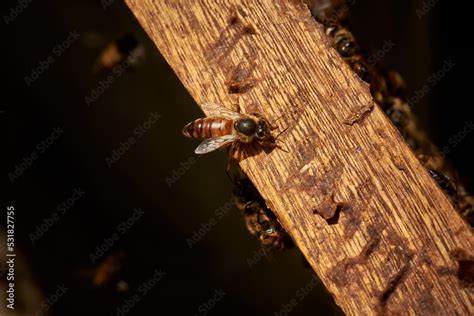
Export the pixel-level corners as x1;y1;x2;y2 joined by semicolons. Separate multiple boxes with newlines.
182;103;279;156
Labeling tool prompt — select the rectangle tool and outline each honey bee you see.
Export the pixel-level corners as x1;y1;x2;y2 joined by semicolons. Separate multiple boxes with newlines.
232;169;294;250
182;103;278;157
428;169;459;205
326;26;357;58
241;201;294;250
325;25;375;84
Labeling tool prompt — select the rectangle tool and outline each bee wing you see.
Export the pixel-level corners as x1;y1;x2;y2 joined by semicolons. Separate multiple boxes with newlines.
201;103;242;120
195;134;238;154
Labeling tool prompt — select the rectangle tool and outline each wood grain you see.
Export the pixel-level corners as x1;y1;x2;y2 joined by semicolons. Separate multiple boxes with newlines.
125;1;474;314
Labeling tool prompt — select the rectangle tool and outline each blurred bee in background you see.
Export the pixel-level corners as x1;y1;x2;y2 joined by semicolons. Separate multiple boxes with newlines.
459;191;474;225
91;33;145;75
230;164;294;250
306;0;350;26
307;0;474;226
182;103;281;159
90;251;125;288
381;69;407;98
78;251;126;289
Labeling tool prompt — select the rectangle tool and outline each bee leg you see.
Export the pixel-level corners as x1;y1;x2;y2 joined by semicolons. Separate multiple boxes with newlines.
234;99;243;113
273;125;290;141
276;143;290;153
269;113;287;130
226;160;238;184
226;144;236;177
260;138;288;153
227;142;241;174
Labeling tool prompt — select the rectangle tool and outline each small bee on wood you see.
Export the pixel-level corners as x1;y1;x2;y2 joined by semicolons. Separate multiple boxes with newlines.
241;201;294;251
326;26;357;58
325;25;373;83
232;170;294;251
428;169;459;205
182;103;279;158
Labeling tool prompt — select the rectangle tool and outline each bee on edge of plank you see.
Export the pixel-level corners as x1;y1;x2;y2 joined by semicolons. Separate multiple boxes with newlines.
231;166;294;251
182;103;284;158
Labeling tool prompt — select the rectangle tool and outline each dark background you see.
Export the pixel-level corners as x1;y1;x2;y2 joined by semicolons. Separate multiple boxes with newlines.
1;0;472;315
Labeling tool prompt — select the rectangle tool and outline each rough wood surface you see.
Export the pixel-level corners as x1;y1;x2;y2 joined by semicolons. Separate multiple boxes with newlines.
125;1;474;314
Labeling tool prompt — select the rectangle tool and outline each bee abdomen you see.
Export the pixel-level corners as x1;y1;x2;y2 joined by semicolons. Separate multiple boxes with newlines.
182;118;233;139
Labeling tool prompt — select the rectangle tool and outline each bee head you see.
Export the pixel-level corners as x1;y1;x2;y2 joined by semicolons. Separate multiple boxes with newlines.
236;114;275;145
259;221;289;250
255;119;272;141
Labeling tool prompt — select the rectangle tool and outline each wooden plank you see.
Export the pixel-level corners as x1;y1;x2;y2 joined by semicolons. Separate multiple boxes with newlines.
125;0;474;314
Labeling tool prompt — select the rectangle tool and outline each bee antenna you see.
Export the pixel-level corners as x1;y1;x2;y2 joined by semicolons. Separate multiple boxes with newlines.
270;113;286;129
273;126;290;153
273;113;285;123
275;126;289;139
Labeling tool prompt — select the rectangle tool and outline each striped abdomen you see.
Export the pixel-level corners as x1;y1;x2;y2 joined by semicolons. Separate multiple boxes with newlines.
182;118;234;139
